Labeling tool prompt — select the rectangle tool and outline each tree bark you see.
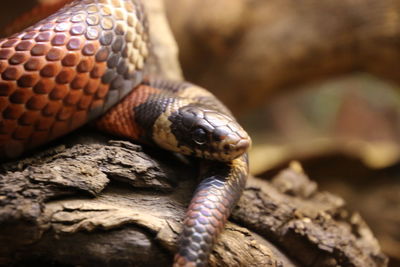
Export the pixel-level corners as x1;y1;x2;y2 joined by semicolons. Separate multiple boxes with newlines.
0;136;388;266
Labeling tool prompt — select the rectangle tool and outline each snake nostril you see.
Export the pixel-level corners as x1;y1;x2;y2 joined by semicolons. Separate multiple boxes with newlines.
223;144;230;150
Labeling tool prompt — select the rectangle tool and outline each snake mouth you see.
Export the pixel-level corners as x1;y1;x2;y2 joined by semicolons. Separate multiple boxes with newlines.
216;132;251;161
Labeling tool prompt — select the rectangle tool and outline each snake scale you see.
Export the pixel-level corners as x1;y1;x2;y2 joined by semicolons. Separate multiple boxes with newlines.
0;0;251;266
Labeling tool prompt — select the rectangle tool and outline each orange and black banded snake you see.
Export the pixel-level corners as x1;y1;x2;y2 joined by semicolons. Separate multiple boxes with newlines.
0;1;251;266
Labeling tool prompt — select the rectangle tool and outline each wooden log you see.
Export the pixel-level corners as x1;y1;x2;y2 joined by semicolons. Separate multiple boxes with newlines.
0;136;388;266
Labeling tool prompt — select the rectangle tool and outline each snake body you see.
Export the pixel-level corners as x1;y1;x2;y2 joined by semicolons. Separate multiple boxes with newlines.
0;1;251;266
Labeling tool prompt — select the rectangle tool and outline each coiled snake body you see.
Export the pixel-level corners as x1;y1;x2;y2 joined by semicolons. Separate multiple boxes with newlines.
0;1;251;266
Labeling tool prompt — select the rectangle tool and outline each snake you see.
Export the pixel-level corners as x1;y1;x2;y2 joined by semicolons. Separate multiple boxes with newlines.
0;0;251;266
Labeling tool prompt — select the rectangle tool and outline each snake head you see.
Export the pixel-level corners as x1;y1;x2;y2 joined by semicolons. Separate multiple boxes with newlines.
154;104;251;161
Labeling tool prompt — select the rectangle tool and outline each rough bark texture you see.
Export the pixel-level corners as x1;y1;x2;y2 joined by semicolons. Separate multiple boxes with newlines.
0;0;391;266
0;136;388;266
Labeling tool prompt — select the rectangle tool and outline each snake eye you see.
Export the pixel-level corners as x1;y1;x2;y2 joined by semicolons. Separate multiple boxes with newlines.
192;128;207;145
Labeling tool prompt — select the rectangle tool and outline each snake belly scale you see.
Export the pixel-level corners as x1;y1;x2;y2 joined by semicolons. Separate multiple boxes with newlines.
0;1;251;266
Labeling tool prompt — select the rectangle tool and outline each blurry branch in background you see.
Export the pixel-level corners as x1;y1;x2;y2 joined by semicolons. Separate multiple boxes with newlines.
165;0;400;112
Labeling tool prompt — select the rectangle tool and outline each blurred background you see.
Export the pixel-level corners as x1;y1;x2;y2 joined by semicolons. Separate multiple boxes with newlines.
1;0;399;265
162;2;400;265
